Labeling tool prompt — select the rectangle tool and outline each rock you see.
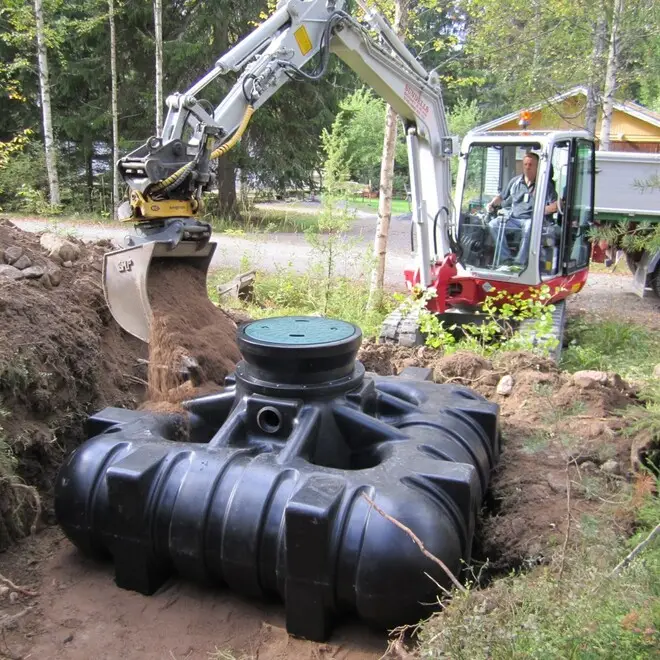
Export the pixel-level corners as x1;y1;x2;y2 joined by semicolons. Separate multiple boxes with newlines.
0;248;4;263
0;264;21;279
600;459;620;475
48;252;63;266
496;374;514;396
19;265;45;279
40;232;80;263
62;260;73;268
46;264;62;286
653;364;660;379
573;370;609;389
546;472;567;494
4;245;23;264
41;273;53;289
12;253;32;270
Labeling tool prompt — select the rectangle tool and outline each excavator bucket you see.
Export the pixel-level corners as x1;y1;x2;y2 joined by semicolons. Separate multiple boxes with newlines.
102;240;217;343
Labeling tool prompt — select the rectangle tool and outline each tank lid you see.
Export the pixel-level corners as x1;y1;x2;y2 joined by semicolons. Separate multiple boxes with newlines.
237;316;363;389
243;317;358;345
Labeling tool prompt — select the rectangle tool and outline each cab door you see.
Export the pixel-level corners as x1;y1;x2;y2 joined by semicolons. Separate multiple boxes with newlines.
560;138;596;274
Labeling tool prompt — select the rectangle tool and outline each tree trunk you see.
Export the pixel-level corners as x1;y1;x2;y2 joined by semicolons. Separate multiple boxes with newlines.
154;0;163;136
216;158;237;218
368;0;409;309
86;144;94;210
33;0;60;207
109;0;120;217
586;12;607;135
211;19;238;217
600;0;624;150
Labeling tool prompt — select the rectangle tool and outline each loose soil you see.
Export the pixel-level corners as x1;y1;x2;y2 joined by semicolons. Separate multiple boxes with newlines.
0;529;385;660
0;219;147;549
358;341;643;571
145;260;241;404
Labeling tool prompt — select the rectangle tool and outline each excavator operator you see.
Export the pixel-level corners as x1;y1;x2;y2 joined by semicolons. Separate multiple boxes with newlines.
486;151;558;267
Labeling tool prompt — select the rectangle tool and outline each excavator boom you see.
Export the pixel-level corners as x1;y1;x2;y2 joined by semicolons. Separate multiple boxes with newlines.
103;0;456;341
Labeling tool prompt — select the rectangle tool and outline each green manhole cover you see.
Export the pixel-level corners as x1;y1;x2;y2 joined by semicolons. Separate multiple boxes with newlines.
244;317;357;345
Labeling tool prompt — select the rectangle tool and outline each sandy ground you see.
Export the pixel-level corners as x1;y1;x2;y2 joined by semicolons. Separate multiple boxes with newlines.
0;528;386;660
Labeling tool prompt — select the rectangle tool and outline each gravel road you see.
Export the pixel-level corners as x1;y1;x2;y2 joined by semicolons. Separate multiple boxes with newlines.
11;214;659;324
11;216;413;288
566;271;660;328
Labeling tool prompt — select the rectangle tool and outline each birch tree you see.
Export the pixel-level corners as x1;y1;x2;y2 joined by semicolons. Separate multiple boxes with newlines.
33;0;60;207
368;0;410;310
599;0;624;151
109;0;120;216
154;0;163;136
585;12;607;136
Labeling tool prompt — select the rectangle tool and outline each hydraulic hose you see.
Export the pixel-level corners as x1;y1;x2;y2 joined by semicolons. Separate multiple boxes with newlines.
433;207;450;256
211;104;255;159
151;104;255;194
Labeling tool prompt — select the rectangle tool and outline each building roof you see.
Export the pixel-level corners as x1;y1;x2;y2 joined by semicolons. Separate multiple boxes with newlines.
474;85;660;133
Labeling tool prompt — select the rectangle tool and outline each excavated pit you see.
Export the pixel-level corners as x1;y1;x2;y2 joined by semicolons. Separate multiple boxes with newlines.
0;221;653;659
0;220;147;549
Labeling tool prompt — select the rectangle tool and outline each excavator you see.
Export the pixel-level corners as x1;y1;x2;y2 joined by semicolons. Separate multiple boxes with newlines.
103;0;596;353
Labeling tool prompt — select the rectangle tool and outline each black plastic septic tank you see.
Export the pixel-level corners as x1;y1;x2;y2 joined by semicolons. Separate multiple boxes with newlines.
55;316;500;641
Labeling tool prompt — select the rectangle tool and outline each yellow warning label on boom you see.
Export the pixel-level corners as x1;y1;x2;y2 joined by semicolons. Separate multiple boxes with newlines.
294;26;313;56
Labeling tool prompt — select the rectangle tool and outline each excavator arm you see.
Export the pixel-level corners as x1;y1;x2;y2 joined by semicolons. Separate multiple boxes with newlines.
106;0;456;341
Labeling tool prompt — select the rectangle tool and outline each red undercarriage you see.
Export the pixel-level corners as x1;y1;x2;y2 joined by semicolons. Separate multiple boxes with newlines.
404;254;589;314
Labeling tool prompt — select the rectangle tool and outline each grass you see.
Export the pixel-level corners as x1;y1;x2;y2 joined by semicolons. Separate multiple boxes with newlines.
208;206;321;235
561;318;660;381
346;194;411;215
416;482;660;659
522;430;551;454
208;261;395;339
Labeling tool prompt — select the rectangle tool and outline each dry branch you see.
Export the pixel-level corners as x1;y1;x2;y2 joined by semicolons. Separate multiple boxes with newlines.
611;522;660;575
557;467;572;581
0;574;37;599
362;493;467;594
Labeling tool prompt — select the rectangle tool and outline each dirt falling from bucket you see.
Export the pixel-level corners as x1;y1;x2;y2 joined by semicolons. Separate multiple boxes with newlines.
145;260;241;403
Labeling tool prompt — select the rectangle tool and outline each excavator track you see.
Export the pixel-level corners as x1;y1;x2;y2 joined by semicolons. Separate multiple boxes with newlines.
379;307;424;347
518;299;567;361
380;299;568;361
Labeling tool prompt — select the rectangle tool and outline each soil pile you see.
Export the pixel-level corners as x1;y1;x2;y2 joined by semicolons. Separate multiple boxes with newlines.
145;261;241;403
358;341;642;571
0;219;147;550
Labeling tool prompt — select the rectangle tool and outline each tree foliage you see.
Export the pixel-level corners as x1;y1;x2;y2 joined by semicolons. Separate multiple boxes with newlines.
0;0;659;216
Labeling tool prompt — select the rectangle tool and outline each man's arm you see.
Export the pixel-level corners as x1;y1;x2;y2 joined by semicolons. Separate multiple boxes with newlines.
487;177;514;212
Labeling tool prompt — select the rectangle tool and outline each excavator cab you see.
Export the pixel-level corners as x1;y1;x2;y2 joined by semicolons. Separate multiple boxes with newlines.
453;131;595;295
